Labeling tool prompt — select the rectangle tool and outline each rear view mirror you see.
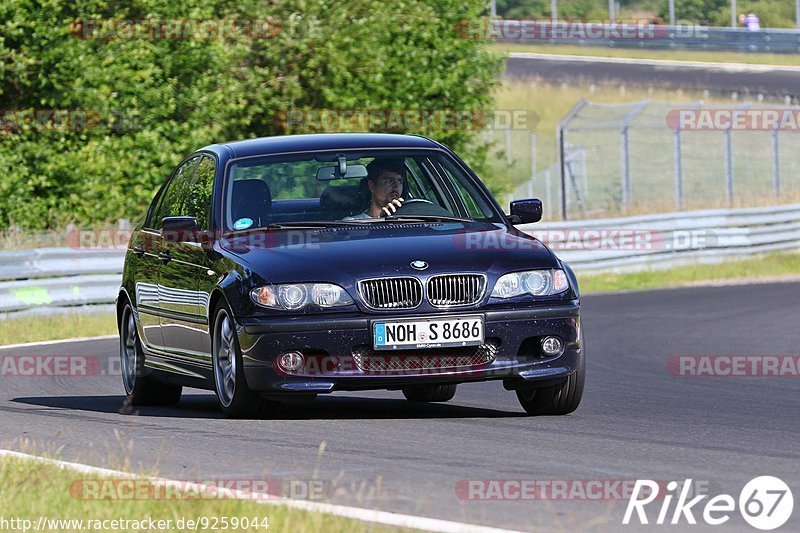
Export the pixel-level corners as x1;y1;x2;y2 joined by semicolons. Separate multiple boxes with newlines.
316;164;368;181
509;199;543;225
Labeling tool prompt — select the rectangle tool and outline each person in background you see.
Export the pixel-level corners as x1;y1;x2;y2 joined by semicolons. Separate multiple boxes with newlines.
743;11;760;31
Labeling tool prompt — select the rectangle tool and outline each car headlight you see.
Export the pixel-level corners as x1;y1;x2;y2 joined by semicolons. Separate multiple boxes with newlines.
491;269;569;298
251;283;354;310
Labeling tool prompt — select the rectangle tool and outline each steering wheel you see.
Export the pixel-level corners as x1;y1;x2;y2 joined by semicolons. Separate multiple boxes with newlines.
389;198;452;217
400;198;434;207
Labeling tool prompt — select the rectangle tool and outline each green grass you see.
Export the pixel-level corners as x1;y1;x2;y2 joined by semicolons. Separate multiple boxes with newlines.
0;456;401;533
487;81;726;209
0;311;117;345
491;42;800;66
488;80;800;217
578;251;800;293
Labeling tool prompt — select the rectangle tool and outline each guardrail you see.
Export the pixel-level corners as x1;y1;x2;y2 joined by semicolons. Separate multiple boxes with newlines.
492;20;800;53
519;203;800;272
1;203;798;316
0;249;124;316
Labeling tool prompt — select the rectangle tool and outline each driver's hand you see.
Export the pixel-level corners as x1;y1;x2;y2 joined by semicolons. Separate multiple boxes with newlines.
381;197;404;217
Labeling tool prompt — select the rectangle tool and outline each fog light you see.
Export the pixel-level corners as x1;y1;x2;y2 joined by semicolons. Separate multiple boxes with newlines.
278;351;305;373
540;336;564;357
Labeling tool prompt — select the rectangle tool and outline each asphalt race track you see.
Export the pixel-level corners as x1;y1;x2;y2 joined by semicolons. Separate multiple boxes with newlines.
1;282;799;531
505;53;800;99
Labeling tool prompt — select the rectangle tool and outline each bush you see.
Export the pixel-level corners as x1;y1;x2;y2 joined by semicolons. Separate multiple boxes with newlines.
707;0;799;28
0;0;502;229
498;0;609;20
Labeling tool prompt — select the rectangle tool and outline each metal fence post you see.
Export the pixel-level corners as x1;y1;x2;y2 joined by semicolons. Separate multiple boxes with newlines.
724;128;734;206
557;99;588;220
558;130;568;220
619;100;649;213
530;132;537;183
772;128;781;197
621;126;630;209
674;128;683;210
545;168;552;220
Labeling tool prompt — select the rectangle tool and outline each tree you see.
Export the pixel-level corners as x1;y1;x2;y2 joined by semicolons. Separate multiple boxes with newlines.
0;0;502;229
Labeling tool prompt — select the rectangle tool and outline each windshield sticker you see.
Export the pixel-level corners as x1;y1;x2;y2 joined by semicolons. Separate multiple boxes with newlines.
233;218;254;230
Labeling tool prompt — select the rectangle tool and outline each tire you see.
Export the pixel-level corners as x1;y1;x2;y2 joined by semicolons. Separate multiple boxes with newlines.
516;355;585;416
119;303;182;407
402;384;457;402
211;305;275;418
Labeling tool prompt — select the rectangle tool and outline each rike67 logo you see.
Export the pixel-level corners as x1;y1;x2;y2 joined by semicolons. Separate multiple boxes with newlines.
624;477;793;530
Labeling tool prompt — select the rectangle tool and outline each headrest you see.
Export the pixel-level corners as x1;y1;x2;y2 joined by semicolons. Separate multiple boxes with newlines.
232;179;272;224
320;184;366;212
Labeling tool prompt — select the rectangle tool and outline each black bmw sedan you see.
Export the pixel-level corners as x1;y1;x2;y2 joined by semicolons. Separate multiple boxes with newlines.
117;133;585;417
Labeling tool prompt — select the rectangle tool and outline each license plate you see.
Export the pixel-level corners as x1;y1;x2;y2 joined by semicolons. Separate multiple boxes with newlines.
373;315;484;350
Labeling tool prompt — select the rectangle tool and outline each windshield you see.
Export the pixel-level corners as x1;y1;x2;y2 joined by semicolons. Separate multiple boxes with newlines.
224;149;499;230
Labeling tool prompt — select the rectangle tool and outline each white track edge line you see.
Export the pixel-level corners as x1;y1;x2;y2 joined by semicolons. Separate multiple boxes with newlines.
508;51;800;73
0;335;118;351
0;450;523;533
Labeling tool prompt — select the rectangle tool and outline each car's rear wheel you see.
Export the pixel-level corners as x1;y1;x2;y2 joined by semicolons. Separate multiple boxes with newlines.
516;356;585;416
119;303;182;406
212;306;275;418
402;384;457;402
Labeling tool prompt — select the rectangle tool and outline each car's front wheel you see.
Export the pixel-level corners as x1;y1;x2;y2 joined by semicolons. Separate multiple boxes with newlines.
212;306;274;418
516;355;584;415
402;384;457;402
119;303;182;406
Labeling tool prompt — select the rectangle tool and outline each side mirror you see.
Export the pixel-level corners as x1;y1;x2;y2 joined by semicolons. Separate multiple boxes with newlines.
509;199;543;225
161;216;200;243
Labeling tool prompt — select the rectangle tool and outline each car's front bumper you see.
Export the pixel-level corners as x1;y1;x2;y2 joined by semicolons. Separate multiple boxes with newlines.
236;300;584;393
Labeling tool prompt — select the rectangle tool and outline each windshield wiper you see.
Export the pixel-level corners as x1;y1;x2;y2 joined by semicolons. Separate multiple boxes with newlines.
379;215;475;223
264;221;365;229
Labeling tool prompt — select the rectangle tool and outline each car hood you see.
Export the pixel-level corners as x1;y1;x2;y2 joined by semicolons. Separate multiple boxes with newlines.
219;222;558;284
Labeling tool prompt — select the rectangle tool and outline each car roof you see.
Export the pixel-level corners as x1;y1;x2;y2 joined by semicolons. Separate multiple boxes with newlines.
199;133;443;160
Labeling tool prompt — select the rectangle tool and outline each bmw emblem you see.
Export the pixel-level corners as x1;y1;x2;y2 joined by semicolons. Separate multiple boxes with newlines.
410;260;428;270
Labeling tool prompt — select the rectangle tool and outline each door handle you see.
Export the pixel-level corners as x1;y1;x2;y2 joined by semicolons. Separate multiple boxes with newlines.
132;246;146;258
158;250;172;264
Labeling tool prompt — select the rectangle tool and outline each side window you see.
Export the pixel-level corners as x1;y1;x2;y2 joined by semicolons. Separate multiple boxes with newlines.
439;161;492;219
152;156;200;226
144;183;167;229
405;158;441;204
184;156;215;230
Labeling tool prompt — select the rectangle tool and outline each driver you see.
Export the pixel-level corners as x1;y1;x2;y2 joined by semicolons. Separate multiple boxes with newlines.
345;158;405;219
